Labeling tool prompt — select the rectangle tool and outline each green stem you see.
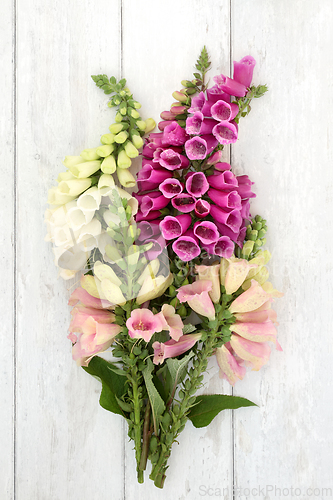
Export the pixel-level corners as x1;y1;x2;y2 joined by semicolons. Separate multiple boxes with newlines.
131;371;144;483
139;400;151;471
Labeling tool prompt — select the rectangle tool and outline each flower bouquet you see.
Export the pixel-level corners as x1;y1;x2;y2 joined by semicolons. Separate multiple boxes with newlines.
45;47;282;488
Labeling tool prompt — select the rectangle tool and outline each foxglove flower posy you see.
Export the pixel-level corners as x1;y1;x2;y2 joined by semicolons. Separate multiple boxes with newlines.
45;47;281;488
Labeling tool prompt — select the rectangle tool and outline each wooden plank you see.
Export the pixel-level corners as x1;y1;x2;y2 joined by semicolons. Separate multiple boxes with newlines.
15;1;124;498
0;0;15;498
232;0;333;494
121;1;234;495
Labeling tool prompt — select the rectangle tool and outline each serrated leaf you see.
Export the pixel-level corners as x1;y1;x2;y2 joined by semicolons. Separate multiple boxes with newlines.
142;358;166;434
188;394;257;428
166;351;194;402
83;356;127;416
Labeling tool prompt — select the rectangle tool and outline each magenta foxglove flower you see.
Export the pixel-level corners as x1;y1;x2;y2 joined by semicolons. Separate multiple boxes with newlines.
171;193;196;213
213;121;238;145
137;221;161;241
137;164;171;185
194;220;220;245
126;308;164;342
177;280;215;320
158;120;172;130
153;148;189;170
186;172;209;198
211;100;239;122
141;193;169;217
208;188;242;209
160;214;191;240
155;304;184;341
185;111;204;135
135;210;162;222
144;234;166;260
184;136;207;160
162;121;187;146
206;150;223;165
142;142;159;159
159;178;184;198
201;134;219;154
214;162;231;171
215;221;247;247
172;235;201;261
188;92;206;113
215;344;246;386
233;55;256;88
194;199;210;218
235;175;256;199
153;333;202;365
206;86;231;104
207;170;238;190
202;236;234;258
241;200;251;219
210;205;242;232
213;74;248;97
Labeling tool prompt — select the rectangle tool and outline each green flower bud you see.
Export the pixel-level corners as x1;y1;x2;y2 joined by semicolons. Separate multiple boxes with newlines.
124;140;139;158
129;108;140;119
101;133;115;145
181;80;196;88
96;144;114;157
114;131;129;144
249;230;258;241
117;149;132;169
109;123;125;134
115;112;123;123
144;118;156;134
186;88;197;95
136;120;147;131
252;221;262;231
255;239;263;247
178;389;185;399
101;155;117;174
80;148;100;161
185;379;191;391
255;215;263;222
241;240;255;258
130;130;144;149
120;106;127;116
116;167;136;188
172;90;188;102
133;101;141;109
258;228;266;239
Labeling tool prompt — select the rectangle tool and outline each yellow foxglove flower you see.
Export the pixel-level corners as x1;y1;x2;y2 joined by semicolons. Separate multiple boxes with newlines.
101;133;115;145
144;118;156;134
101;155;117;174
80;147;101;161
69;160;101;179
96;145;114;157
136;273;173;305
58;178;92;197
116;167;136;188
62;155;83;168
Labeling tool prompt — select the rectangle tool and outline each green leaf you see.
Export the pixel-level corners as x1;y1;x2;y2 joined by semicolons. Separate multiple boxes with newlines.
166;351;194;401
188;394;257;428
83;356;127;416
142;359;166;434
182;323;196;334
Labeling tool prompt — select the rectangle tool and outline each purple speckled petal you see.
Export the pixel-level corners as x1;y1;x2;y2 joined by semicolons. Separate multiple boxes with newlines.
160;214;192;240
186;172;209;198
162;121;187;146
171;193;196;213
159;178;184;198
210;205;242;233
184;136;208;160
185;111;203;135
172;236;201;261
194;199;210;218
193;221;220;245
208;188;242;209
207;170;238;190
213;121;238;145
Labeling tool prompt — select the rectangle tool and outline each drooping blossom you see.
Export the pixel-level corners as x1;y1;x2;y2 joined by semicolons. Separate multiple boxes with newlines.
233;55;256;88
177;280;215;320
153;333;202;365
156;304;184;341
126;308;164;342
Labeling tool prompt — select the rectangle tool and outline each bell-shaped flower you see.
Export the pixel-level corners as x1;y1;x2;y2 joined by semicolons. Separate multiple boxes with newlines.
213;74;247;97
210;205;242;233
155;304;184;341
159;177;184;198
195;262;221;303
162;121;187;146
194;199;210;218
177;280;215;320
160;214;191;240
230;335;271;371
171;193;196;213
154;148;189;170
116;167;136;188
153;333;202;365
213;121;238;145
208;188;241;210
58;178;92;198
207;170;238;190
210;100;239;122
224;258;258;294
172;234;201;261
186;111;204;135
69;160;101;178
69;305;115;341
47;186;78;206
66;204;94;231
229;280;272;314
126;308;164;342
138;164;171;186
137;259;160;286
194;221;219;245
101;154;117;174
215;344;246;386
235;175;256;199
203;236;234;259
97;173;115;197
136;273;173;305
62;155;84;168
68;286;113;310
77;186;102;213
188;92;206;113
140;192;169;217
184;136;207;160
214;162;232;172
233;55;256;88
185;172;209;198
230;321;280;349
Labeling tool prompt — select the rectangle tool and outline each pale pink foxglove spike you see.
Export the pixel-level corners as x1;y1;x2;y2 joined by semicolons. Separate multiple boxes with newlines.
186;172;209;198
159;178;184;198
160;214;192;240
69;306;115;334
155;304;184;341
194;220;220;245
188;91;206;113
153;333;202;365
171;193;196;213
213;74;248;97
194;199;210;218
207;170;238;190
177;280;215;320
210;205;242;233
162;121;187;146
234;308;278;325
195;262;221;303
68;286;113;310
208;188;242;210
184;136;208;160
215;344;246;386
230;321;279;348
229;280;272;314
126;308;164;342
230;334;271;371
172;235;201;261
141;193;169;217
213;121;238;145
233;55;256;88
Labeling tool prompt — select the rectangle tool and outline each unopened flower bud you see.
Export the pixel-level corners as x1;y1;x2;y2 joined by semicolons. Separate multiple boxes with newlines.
101;155;117;174
186;88;197;95
172;91;188;102
136;120;147;131
116;167;136;188
80;148;100;161
241;240;255;258
130;130;144;149
115;112;123;123
181;80;195;88
101;133;115;145
96;144;114;157
144;118;156;134
117;149;132;169
114;131;129;144
249;230;258;241
109;123;125;134
129;108;140;119
258;228;266;239
124;141;139;158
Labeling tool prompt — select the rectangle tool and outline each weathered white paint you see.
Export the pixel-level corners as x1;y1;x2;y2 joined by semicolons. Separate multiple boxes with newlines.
1;0;333;498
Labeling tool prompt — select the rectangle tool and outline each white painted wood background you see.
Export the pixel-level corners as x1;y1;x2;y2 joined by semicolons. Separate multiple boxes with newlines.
1;0;333;498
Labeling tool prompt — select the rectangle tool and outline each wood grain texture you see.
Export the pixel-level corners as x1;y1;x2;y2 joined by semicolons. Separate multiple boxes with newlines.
0;1;15;498
1;0;332;498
